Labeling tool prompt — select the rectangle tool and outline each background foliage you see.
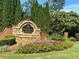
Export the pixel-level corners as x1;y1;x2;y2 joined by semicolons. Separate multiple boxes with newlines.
0;0;79;38
50;11;79;35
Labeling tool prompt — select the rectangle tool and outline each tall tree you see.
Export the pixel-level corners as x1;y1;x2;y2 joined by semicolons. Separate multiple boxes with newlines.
31;0;51;32
31;0;39;22
0;0;4;31
2;0;15;27
43;2;51;32
0;0;3;20
0;0;22;31
48;0;65;11
50;11;79;34
14;0;22;24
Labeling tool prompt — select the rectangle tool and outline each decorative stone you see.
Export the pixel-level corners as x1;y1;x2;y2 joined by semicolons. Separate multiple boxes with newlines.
13;20;41;45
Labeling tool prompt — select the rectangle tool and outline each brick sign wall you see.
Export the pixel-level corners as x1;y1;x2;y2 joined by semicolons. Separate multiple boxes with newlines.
0;28;13;40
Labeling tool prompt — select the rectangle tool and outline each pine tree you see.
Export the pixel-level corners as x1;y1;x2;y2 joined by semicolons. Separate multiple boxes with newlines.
0;0;3;20
2;0;15;27
0;0;22;31
42;2;51;32
31;0;37;21
0;0;4;31
31;0;51;32
14;0;22;24
31;0;40;25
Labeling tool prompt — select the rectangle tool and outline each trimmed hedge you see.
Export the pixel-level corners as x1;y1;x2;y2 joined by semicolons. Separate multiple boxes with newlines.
0;36;16;46
0;39;16;46
4;36;15;40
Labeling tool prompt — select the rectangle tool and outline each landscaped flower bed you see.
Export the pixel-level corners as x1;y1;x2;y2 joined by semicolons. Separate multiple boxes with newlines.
16;40;73;54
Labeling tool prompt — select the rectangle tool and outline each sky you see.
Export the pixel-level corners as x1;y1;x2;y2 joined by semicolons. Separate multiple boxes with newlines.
21;0;79;14
62;0;79;14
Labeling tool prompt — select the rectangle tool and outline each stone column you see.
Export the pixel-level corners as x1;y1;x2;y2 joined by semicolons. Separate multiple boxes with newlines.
64;32;68;38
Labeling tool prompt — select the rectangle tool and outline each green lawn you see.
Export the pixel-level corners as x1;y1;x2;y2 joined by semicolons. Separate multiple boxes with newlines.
0;44;79;59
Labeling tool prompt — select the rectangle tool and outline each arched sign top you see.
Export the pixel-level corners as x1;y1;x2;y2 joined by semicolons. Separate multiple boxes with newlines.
15;20;39;30
13;20;40;35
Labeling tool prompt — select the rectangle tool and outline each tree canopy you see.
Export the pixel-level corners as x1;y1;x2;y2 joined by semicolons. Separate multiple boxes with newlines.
0;0;22;31
48;0;65;11
50;11;79;34
0;0;79;37
31;0;51;32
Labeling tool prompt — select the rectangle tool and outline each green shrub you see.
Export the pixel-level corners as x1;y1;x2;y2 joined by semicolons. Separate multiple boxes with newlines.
16;44;54;54
52;45;64;51
64;37;76;42
16;41;73;54
0;45;10;53
0;39;16;46
75;33;79;41
0;36;16;46
47;34;65;41
4;35;15;40
0;40;6;46
60;40;73;49
69;37;76;41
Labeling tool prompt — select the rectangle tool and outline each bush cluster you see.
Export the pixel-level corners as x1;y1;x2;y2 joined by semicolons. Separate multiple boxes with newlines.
16;40;73;54
47;34;65;41
75;33;79;41
65;37;76;41
47;34;76;41
0;45;10;53
60;40;73;49
4;36;15;40
0;36;16;46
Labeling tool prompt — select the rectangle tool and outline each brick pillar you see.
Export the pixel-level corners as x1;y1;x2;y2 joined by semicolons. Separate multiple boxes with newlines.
64;32;68;38
40;32;47;40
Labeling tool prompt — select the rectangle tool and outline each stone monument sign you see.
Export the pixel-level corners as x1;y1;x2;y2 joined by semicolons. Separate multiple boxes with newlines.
13;20;41;45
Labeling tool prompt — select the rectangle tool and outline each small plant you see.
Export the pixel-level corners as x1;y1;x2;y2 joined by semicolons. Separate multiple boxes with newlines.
4;35;15;40
69;37;76;41
60;40;73;49
47;34;65;41
0;35;16;46
0;45;10;53
75;33;79;41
